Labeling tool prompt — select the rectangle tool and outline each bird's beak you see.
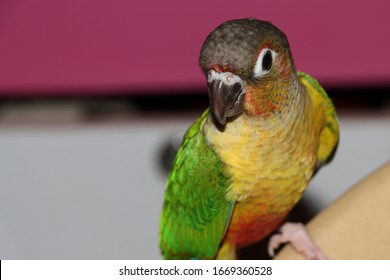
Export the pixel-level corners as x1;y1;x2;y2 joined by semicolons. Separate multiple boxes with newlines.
207;70;246;126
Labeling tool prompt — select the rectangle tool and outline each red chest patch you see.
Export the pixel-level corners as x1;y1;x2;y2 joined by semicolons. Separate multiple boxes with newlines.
224;211;288;248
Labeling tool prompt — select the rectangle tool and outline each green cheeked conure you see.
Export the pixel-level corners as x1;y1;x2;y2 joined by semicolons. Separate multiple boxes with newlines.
160;18;339;259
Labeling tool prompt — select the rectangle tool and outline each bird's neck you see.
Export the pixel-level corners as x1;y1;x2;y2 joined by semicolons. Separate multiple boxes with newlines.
243;75;308;127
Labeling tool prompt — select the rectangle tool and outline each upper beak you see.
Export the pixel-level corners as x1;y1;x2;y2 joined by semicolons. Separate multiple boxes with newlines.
207;70;245;126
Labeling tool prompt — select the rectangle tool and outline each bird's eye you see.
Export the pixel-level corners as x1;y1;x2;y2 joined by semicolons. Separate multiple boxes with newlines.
253;48;276;78
262;51;273;71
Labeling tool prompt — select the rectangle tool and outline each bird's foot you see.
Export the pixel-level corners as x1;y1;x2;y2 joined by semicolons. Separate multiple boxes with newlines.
268;222;328;260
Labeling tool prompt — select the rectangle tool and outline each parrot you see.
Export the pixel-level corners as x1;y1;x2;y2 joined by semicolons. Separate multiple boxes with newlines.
159;18;339;260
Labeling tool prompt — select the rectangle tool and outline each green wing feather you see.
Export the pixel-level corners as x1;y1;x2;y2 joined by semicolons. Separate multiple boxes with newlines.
298;72;340;170
159;109;234;259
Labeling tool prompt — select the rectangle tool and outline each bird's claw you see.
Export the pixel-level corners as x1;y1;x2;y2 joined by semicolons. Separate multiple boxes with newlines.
268;222;328;260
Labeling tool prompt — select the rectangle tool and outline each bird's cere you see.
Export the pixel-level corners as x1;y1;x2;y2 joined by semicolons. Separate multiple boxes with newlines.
207;70;244;87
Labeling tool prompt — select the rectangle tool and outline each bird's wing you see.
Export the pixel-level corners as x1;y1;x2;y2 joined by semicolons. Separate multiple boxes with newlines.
298;72;340;171
160;109;234;259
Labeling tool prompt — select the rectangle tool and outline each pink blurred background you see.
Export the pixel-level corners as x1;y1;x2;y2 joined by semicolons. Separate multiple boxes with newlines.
0;0;389;96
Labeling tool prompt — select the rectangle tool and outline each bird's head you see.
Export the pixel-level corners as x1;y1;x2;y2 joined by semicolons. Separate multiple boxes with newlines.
199;18;296;126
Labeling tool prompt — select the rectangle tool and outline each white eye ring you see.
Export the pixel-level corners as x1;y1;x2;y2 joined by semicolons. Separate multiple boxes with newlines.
253;48;276;78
